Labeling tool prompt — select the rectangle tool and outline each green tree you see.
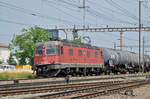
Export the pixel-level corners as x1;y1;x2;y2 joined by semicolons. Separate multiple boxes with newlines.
9;26;50;66
74;36;81;43
7;54;17;65
0;60;2;64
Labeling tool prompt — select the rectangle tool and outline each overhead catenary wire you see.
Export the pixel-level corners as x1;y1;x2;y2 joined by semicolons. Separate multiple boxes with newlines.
44;0;138;26
0;1;73;24
43;0;81;22
43;0;79;12
87;8;135;25
45;0;98;25
105;0;139;21
87;0;138;24
47;0;139;42
0;18;31;26
0;18;79;28
58;0;80;8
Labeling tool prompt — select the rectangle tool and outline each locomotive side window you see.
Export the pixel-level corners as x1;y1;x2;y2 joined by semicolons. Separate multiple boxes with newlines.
46;45;55;55
94;51;98;58
87;51;91;57
78;50;83;56
35;46;43;55
68;49;73;56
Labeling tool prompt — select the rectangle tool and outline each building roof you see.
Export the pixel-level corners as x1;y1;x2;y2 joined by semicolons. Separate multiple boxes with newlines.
0;43;8;48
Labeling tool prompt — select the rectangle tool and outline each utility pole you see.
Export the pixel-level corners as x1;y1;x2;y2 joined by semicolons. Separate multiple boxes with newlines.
120;32;124;50
73;24;77;41
83;0;86;29
139;0;142;72
79;0;87;29
113;42;116;50
78;0;89;43
143;36;145;73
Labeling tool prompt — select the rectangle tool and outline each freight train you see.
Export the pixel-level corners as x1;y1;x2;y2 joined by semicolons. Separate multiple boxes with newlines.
33;40;150;77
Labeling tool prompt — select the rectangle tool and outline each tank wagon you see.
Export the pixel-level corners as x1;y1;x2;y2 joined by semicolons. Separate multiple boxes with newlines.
33;41;150;77
100;48;139;73
100;48;150;73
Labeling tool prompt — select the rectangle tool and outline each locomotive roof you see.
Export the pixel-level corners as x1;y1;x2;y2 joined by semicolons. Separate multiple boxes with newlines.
35;41;100;50
62;41;100;49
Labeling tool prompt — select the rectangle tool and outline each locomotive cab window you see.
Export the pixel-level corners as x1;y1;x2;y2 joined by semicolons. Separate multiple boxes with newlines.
78;50;83;56
68;49;73;56
35;46;43;56
94;51;98;58
87;51;91;57
46;45;55;55
56;45;60;54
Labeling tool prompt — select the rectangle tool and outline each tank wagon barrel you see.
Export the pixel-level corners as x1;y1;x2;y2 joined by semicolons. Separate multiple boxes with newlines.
100;47;150;73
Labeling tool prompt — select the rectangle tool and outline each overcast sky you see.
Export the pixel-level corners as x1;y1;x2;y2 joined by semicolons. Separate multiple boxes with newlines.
1;0;150;53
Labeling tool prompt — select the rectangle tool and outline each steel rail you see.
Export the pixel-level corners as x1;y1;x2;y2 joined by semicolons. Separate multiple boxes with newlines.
0;81;121;96
27;80;147;99
0;74;148;89
71;80;150;99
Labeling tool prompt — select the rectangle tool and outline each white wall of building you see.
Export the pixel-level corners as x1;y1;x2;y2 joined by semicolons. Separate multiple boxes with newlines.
0;47;10;64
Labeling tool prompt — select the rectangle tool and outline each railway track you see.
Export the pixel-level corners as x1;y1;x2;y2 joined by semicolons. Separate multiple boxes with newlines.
0;73;149;89
0;74;149;99
25;79;150;99
0;81;122;96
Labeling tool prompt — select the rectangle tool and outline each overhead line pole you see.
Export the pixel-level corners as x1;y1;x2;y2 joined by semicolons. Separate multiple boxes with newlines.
120;32;124;50
78;0;86;29
139;0;142;72
83;0;86;29
143;36;145;73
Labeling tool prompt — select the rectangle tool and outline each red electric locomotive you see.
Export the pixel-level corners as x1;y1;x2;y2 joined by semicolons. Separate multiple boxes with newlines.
34;41;104;77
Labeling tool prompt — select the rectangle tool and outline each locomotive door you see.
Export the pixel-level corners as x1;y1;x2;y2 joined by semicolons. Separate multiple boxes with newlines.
60;46;72;63
59;46;75;63
60;46;65;63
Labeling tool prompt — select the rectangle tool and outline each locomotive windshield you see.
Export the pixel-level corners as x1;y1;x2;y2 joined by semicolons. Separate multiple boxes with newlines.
35;46;43;56
46;45;60;55
46;45;55;55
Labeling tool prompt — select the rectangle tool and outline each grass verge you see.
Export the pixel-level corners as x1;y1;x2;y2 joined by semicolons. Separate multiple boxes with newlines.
0;70;36;80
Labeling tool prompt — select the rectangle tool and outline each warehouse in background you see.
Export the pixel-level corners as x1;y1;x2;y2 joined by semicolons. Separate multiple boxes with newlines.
0;43;10;65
